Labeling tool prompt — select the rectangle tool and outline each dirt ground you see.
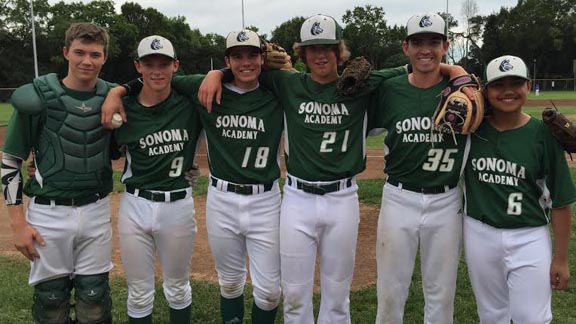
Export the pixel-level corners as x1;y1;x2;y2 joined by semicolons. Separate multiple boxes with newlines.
1;98;575;289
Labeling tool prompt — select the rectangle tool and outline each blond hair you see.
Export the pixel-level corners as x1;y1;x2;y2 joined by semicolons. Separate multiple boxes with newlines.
292;40;351;66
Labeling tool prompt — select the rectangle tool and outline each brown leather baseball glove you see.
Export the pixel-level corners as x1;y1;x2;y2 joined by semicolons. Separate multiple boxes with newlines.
542;106;576;153
433;74;485;135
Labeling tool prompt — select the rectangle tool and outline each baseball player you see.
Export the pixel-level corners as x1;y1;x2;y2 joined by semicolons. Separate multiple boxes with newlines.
114;35;202;324
100;30;284;323
463;55;575;323
372;14;468;324
1;23;115;324
200;30;283;324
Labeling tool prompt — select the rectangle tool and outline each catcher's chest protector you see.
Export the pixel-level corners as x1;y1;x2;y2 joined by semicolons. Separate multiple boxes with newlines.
33;73;112;189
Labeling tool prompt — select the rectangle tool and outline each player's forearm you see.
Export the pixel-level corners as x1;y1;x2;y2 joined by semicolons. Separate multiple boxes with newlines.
7;205;26;229
198;70;225;111
550;205;572;263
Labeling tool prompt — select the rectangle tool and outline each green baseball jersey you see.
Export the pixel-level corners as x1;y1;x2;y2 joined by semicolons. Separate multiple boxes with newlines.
4;80;115;199
172;75;283;184
260;68;405;181
464;117;576;228
372;75;467;186
115;90;202;191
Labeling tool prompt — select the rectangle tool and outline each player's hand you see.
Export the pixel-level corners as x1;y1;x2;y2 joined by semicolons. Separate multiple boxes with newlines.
101;86;128;129
184;163;201;187
198;70;224;112
550;259;570;290
11;221;45;262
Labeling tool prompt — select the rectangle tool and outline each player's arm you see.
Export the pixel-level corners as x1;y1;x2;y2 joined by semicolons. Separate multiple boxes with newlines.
100;79;142;129
198;68;289;111
198;69;226;112
1;153;45;261
549;204;572;290
439;63;468;80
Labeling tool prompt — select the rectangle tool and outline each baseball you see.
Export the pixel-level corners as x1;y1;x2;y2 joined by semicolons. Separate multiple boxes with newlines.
111;113;123;128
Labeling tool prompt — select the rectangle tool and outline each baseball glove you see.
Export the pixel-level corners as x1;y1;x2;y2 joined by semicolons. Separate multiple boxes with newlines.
264;42;292;70
542;107;576;153
337;56;372;96
432;74;485;135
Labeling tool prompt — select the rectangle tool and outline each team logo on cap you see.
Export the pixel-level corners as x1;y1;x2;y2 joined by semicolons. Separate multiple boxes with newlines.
150;38;163;51
419;15;433;28
499;59;514;72
236;31;250;42
311;22;324;36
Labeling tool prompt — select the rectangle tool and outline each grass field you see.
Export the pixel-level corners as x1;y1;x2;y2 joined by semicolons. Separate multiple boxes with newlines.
528;90;576;100
0;103;14;126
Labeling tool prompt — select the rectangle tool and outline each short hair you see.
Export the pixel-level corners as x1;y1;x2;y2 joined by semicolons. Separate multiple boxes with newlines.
292;40;351;66
64;22;109;56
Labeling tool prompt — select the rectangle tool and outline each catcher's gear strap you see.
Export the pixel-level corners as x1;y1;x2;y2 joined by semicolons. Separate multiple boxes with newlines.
1;153;23;205
433;74;484;135
32;277;73;324
73;273;113;324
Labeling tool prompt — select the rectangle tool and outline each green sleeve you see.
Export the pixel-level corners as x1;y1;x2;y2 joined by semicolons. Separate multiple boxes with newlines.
366;66;407;88
172;74;205;99
258;69;294;96
10;84;43;115
2;109;41;160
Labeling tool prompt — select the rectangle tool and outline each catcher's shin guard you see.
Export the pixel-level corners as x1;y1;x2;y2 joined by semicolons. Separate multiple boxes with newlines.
73;273;112;324
32;277;73;324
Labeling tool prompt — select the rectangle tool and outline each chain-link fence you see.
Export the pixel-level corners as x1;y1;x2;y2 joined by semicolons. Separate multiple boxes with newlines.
532;79;576;92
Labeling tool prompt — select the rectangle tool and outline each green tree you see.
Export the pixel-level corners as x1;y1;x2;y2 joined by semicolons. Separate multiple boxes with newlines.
342;5;405;69
270;16;305;59
480;0;576;81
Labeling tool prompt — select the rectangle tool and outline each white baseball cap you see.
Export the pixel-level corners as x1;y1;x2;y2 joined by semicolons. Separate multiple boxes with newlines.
299;14;343;47
485;55;530;85
225;30;263;53
406;13;447;39
137;35;175;60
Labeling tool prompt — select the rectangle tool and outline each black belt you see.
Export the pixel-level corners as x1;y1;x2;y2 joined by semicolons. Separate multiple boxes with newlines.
211;177;273;195
288;176;353;195
387;177;456;194
34;192;108;207
126;186;188;202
